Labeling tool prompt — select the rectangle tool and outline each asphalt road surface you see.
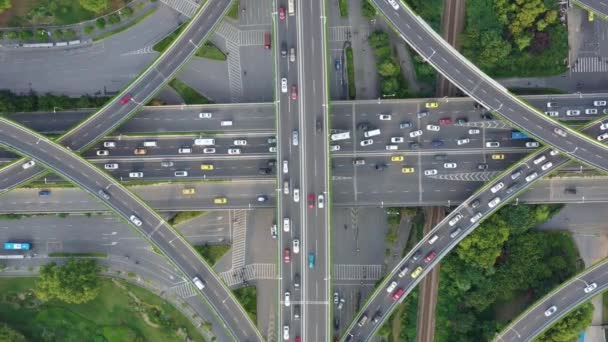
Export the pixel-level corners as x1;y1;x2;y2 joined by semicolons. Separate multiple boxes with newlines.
0;102;261;342
574;0;608;17
372;0;608;172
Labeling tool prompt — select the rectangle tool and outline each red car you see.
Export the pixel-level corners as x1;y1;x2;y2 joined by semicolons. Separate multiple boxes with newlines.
120;94;132;104
284;248;291;263
295;337;301;342
279;6;286;20
392;288;404;301
291;85;298;100
307;194;315;209
438;117;452;125
423;250;437;263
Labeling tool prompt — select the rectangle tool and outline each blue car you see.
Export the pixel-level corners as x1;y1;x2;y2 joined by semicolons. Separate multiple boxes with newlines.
308;252;315;269
335;59;341;71
431;140;444;147
38;190;51;197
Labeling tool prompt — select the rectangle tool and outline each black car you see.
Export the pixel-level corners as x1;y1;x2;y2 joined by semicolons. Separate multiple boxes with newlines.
409;142;420;149
481;112;493;120
399;121;412;129
434;154;447;161
456;118;468;124
357;122;371;131
477;163;488;170
294;273;300;288
258;168;272;175
334;317;340;330
375;163;387;171
281;42;287;57
372;310;383;324
267;159;276;168
412;249;422;261
564;187;577;195
316;118;322;132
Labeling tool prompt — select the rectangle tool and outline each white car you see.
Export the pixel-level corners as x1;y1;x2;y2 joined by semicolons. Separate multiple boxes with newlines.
550;149;559;156
386;281;398;293
470;212;483;223
600;121;608;130
379;114;392;120
129;215;143;227
544;111;559;117
448;214;463;226
583;282;597;293
456;138;470;145
593;100;607;106
468;128;480;135
284;291;291;306
203;148;216;154
283;181;290;195
271;224;278;239
103;141;116;148
585;108;598;115
333;292;339;304
318;194;325;208
227;148;241;155
199;112;212;118
553;127;567;137
104;163;119;170
424;169;438;176
443;163;457;169
22;160;36;169
293;188;300;202
281;78;288;93
525;172;538;182
525;142;540;148
409;130;423;138
387;0;400;10
544;306;557;317
129;172;143;178
426;124;440;131
488;196;501;208
385;145;398;150
283;218;290;232
283;325;290;341
283;160;289;174
390;137;404;143
330;145;340;151
360;139;373;147
566;109;580;116
269;146;277;152
96;150;109;156
486;141;500;148
541;162;553;171
292;239;300;254
233;139;247;146
533;155;546;165
490;182;505;193
597;133;608;142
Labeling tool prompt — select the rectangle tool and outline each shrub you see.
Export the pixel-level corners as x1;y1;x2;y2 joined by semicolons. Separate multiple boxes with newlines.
121;6;134;18
20;30;34;41
6;31;17;39
64;29;77;39
108;13;121;25
53;29;64;39
84;25;95;35
96;17;106;29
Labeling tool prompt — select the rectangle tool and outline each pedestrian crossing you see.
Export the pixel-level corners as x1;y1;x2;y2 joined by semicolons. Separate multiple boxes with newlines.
329;26;351;42
160;0;199;18
231;210;247;269
332;264;384;280
240;30;265;46
120;45;155;56
428;171;502;182
572;56;608;73
226;38;244;102
215;22;241;44
169;281;198;298
219;263;276;287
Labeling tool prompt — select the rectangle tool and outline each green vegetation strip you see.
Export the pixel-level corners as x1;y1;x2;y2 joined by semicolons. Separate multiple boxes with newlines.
226;0;239;19
153;23;187;53
339;0;348;17
169;79;211;105
345;47;356;99
93;8;157;42
233;286;257;324
196;42;227;60
48;252;107;258
168;211;206;226
194;244;230;266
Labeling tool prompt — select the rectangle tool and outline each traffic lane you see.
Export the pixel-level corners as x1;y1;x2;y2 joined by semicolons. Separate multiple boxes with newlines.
0;119;261;341
499;262;608;341
374;0;608;171
83;135;276;158
575;0;608;16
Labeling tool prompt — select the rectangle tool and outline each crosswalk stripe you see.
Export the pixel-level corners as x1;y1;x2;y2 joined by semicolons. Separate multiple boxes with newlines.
572;56;608;73
332;264;383;280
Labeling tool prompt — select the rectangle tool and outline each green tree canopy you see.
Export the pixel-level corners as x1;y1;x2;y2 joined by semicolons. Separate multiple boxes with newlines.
0;323;26;342
35;259;101;304
536;303;593;342
377;59;400;77
0;0;11;13
79;0;108;13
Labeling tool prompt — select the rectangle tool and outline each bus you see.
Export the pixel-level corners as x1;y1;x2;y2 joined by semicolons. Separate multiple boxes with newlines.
288;0;295;16
511;131;529;140
4;242;31;250
264;32;271;50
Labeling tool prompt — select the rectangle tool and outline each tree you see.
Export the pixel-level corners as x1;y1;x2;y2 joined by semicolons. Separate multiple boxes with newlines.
477;30;511;70
380;77;399;95
361;0;376;19
84;25;95;35
121;6;134;18
368;31;389;50
108;13;121;25
96;17;106;29
79;0;108;14
456;215;510;270
536;303;593;342
0;323;25;342
0;0;11;13
377;59;400;77
35;259;101;304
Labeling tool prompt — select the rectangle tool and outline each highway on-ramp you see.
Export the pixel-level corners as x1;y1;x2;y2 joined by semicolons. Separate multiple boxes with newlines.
0;118;263;341
372;0;608;172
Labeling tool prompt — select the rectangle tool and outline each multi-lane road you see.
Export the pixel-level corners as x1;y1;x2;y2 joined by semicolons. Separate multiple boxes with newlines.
574;0;608;17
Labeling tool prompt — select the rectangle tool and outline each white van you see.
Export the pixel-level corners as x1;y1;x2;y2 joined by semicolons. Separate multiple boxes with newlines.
331;131;351;141
364;129;381;138
428;234;439;244
143;141;157;147
194;138;215;146
178;147;192;154
192;276;205;290
220;120;233;127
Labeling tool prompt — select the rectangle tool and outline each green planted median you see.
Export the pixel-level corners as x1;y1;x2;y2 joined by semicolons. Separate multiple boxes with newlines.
345;47;356;99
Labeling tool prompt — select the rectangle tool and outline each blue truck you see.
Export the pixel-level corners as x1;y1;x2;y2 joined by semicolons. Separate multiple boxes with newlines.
511;131;529;140
4;242;31;250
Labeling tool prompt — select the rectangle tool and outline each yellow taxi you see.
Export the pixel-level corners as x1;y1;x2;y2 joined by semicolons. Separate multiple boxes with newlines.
425;101;439;109
213;197;228;205
410;266;423;279
401;167;415;174
182;188;196;195
491;154;505;160
391;155;404;162
201;164;214;171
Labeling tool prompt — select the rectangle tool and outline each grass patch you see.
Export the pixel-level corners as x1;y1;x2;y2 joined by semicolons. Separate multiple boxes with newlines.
345;47;356;99
403;209;425;257
168;211;206;226
153;23;186;53
196;41;227;61
338;0;348;17
508;87;567;95
93;7;157;42
603;292;608;324
0;277;203;342
233;286;257;324
0;0;125;27
48;252;107;258
194;244;230;266
226;0;239;19
168;79;211;105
